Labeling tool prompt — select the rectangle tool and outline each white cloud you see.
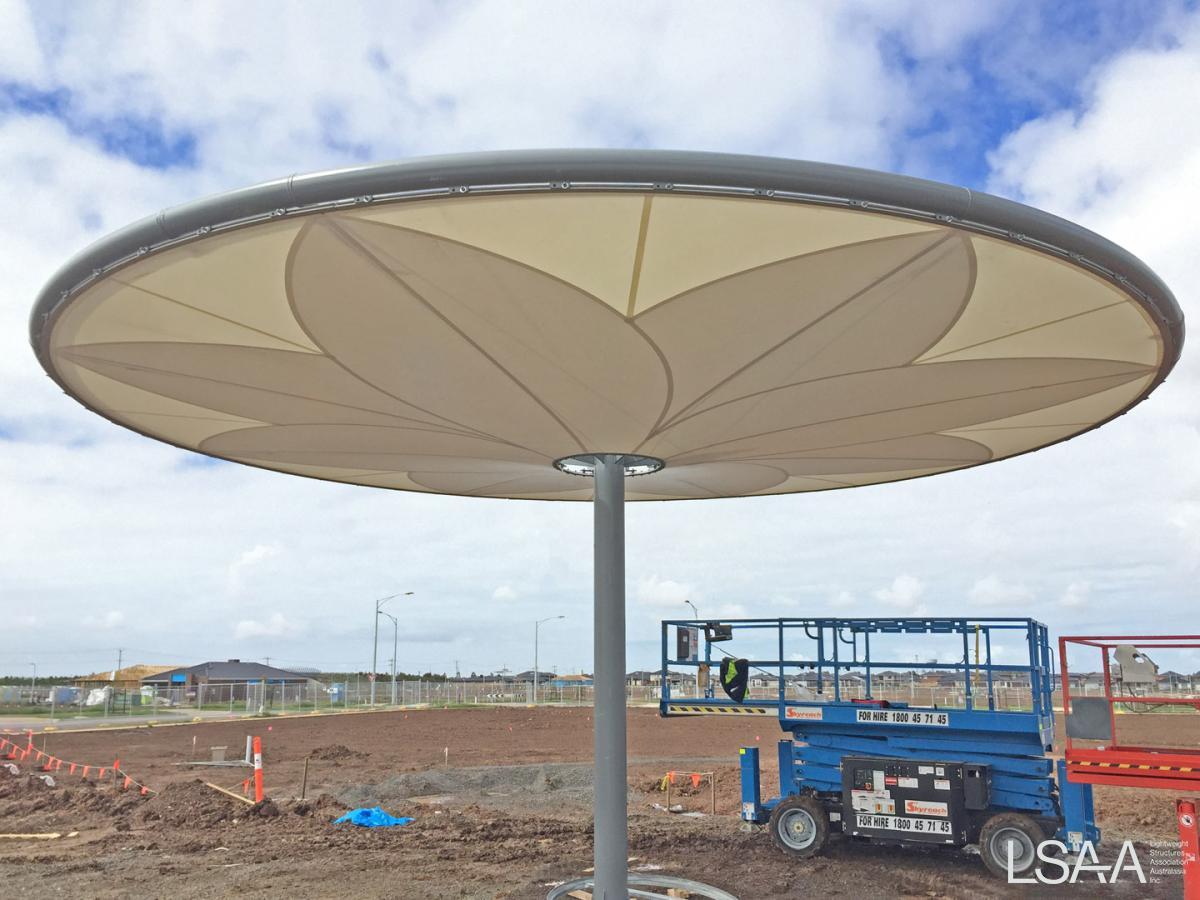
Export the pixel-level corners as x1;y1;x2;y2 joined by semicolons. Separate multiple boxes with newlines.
968;576;1034;608
82;610;125;629
830;590;857;609
492;585;517;601
874;575;926;612
1060;581;1091;609
226;543;283;595
233;613;304;640
635;574;700;610
0;0;46;82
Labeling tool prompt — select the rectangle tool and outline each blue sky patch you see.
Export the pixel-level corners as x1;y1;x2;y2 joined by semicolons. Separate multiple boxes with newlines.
1;80;198;170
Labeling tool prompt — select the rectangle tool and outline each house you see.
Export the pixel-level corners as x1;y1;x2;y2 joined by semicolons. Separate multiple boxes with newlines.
549;673;593;688
626;670;660;686
75;664;176;691
871;670;907;688
142;659;309;698
512;670;555;684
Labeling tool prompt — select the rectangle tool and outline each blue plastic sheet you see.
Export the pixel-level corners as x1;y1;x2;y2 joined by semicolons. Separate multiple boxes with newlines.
333;806;414;828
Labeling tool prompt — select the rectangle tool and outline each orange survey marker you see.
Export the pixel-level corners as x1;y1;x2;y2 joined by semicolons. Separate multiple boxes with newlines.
252;736;264;803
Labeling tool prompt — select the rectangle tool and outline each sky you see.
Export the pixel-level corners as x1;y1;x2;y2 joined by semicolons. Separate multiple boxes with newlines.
2;0;1199;679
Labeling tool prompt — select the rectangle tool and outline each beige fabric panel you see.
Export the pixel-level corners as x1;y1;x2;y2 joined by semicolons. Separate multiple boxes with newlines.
917;233;1159;365
325;215;669;452
780;465;962;489
114;219;321;352
346;193;644;313
56;363;264;432
636;230;968;427
48;277;314;354
631;195;936;314
941;375;1153;435
939;424;1087;460
923;300;1160;366
45;190;1170;500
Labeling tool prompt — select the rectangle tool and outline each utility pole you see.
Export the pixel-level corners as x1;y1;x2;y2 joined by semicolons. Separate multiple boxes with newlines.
534;616;565;704
114;648;123;715
264;656;271;667
371;592;412;704
380;611;399;706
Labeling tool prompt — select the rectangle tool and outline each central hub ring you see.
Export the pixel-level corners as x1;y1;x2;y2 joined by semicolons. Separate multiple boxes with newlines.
553;453;665;478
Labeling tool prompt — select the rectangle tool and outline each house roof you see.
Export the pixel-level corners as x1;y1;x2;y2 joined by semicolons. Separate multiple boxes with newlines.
76;664;176;683
142;660;309;682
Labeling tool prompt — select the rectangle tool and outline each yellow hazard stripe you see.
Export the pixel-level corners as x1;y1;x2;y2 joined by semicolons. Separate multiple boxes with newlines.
1069;760;1196;772
669;705;771;715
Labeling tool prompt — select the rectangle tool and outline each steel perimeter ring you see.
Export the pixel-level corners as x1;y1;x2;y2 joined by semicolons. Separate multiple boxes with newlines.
546;873;739;900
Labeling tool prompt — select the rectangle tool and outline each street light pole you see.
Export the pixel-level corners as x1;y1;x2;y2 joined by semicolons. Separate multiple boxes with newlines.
534;615;565;704
684;600;699;620
371;592;412;704
380;611;399;706
29;663;36;704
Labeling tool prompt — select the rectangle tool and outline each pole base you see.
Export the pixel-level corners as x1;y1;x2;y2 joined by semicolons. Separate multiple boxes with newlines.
546;873;738;900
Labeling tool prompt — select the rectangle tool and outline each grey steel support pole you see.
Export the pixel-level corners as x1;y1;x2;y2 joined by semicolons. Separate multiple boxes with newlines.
592;455;627;899
371;599;380;705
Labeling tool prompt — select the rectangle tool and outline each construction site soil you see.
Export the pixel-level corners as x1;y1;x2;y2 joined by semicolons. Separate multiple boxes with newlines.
1;706;1192;898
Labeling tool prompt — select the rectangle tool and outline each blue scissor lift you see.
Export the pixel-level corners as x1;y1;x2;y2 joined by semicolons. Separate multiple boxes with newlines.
659;617;1098;879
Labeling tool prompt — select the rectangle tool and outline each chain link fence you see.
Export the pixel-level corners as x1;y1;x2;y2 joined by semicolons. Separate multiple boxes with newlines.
4;677;1195;721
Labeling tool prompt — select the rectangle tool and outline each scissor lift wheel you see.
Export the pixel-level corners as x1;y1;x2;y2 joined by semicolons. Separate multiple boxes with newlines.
769;795;830;858
978;812;1045;880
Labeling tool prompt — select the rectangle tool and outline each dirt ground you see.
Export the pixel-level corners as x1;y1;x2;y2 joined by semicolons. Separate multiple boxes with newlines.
0;707;1192;899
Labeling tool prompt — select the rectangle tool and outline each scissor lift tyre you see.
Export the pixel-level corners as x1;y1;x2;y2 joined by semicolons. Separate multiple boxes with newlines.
978;812;1045;880
769;795;829;859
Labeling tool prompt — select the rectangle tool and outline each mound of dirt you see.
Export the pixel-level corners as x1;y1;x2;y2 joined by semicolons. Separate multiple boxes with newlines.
308;744;369;762
0;772;146;832
136;779;246;828
289;792;344;818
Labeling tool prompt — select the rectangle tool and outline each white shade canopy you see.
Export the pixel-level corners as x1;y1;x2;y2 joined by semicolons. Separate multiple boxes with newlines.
32;151;1183;500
